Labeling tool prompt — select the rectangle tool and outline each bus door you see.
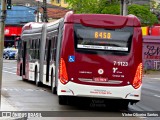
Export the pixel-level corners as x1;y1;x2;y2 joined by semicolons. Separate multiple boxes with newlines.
22;41;27;75
46;39;51;82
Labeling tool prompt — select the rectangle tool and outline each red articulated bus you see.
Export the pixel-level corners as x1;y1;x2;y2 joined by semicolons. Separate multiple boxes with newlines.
17;11;143;108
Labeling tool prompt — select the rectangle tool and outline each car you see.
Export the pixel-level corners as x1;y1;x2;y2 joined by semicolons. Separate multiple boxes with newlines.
3;48;18;60
3;48;12;58
3;48;10;57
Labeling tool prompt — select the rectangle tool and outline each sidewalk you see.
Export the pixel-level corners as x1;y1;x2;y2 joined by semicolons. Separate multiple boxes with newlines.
143;70;160;78
1;95;17;111
0;96;17;119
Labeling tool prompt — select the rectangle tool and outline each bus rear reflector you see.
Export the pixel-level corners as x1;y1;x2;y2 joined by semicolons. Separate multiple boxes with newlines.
132;63;142;89
60;58;69;84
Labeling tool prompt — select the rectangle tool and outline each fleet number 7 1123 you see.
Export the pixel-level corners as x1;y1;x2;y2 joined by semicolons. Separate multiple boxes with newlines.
113;61;128;66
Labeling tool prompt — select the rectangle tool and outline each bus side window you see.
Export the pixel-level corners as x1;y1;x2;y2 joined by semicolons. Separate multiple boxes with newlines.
35;39;38;59
51;37;55;61
37;39;40;59
18;40;22;60
53;36;58;61
22;42;24;58
31;40;34;60
50;37;54;61
34;39;37;59
44;38;48;60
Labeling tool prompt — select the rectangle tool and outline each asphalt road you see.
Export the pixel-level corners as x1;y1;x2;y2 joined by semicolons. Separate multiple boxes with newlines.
1;59;160;120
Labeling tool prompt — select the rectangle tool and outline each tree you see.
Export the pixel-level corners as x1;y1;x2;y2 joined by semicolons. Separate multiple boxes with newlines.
66;0;158;26
66;0;99;13
66;0;119;14
128;4;158;26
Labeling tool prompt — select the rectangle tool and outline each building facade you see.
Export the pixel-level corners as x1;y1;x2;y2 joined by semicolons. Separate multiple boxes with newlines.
51;0;68;8
143;36;160;70
0;5;37;48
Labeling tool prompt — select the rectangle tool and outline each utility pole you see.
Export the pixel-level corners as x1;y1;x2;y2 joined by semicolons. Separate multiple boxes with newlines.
120;0;128;16
120;0;124;15
0;0;7;109
43;0;48;22
123;0;128;16
36;0;40;22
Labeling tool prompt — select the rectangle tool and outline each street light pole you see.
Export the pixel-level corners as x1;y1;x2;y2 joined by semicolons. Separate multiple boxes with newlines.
120;0;124;15
123;0;128;16
37;0;40;22
43;0;48;22
0;0;7;109
35;0;40;22
120;0;128;16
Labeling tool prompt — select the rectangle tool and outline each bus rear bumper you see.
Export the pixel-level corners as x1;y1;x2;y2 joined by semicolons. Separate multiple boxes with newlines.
58;81;141;101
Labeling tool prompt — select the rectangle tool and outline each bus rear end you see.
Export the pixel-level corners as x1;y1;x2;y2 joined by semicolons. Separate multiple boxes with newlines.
58;12;142;106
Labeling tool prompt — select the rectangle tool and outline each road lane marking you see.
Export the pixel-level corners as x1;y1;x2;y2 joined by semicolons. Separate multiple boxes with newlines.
2;88;45;92
152;78;160;80
3;67;17;69
154;95;160;98
3;70;16;75
143;77;160;80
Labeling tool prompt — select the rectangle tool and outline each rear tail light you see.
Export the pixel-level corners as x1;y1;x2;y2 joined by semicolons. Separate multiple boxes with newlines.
132;63;142;89
60;58;69;84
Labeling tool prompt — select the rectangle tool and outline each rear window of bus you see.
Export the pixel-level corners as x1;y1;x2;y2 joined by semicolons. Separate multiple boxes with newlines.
74;24;133;55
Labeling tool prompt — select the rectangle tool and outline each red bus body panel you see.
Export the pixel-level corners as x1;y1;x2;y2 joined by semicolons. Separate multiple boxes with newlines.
60;13;142;88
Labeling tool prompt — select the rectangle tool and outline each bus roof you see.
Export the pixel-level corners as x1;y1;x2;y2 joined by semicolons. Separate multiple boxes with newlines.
22;22;44;32
47;18;62;27
64;11;141;28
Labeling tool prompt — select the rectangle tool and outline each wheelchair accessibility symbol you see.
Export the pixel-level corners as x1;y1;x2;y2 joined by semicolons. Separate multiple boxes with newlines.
68;56;75;62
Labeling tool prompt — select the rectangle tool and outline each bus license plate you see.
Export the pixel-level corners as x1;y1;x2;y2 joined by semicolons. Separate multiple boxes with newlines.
93;77;107;82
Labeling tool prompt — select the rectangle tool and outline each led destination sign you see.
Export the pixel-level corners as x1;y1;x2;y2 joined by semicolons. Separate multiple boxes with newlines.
94;32;111;39
74;24;133;52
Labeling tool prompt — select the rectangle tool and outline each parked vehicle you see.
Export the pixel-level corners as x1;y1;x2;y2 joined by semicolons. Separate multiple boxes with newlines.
3;48;18;59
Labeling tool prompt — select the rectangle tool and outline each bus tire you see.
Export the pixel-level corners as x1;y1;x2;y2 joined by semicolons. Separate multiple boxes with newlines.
35;66;42;87
36;80;42;87
52;86;57;94
59;96;68;105
120;101;129;110
22;77;26;81
51;69;57;94
5;55;8;59
20;64;22;76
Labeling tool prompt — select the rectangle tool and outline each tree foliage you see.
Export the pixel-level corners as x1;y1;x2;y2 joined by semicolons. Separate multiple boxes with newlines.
128;4;158;26
66;0;158;26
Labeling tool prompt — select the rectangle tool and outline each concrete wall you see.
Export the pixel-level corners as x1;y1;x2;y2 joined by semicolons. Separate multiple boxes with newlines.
143;36;160;70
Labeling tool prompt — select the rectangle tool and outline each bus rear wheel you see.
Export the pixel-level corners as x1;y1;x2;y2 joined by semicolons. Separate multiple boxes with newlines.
20;64;22;76
59;96;68;105
35;66;42;87
51;70;57;94
119;101;129;110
